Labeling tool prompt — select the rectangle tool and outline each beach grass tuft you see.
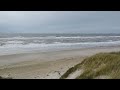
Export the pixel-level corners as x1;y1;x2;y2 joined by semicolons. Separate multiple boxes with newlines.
0;76;12;79
60;52;120;79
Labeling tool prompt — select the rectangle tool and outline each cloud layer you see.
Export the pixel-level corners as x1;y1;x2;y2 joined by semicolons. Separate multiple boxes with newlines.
0;11;120;33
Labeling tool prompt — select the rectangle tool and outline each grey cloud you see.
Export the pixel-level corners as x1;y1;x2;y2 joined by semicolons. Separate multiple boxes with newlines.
0;11;120;33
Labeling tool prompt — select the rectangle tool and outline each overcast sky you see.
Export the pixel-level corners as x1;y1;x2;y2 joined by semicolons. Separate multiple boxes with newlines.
0;11;120;33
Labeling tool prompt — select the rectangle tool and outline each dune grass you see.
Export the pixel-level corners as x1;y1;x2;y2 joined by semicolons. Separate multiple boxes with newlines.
60;52;120;79
0;76;12;79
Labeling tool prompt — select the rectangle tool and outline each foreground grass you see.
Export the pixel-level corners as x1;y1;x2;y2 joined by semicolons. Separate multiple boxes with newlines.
60;52;120;79
0;76;12;79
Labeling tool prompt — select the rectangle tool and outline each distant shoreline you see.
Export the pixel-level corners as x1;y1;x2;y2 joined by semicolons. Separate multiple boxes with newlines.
1;33;120;57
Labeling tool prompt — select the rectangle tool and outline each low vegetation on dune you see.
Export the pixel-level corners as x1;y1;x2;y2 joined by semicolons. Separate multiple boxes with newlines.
0;76;12;79
60;52;120;79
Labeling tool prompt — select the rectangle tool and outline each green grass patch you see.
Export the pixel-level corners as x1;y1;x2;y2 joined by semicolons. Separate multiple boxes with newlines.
61;52;120;79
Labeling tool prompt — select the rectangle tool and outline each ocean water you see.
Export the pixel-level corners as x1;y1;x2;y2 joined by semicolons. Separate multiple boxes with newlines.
0;33;120;55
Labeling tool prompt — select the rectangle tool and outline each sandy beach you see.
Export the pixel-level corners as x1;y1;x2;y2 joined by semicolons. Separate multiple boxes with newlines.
0;11;120;79
1;46;120;79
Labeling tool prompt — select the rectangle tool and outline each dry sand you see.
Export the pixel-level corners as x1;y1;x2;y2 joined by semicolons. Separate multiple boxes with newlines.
0;46;120;79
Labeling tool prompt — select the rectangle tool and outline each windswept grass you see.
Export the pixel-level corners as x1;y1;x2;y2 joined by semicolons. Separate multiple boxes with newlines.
0;76;12;79
60;52;120;79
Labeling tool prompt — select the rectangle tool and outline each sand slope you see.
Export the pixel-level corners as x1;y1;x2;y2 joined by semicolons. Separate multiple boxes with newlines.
1;46;120;79
0;56;84;79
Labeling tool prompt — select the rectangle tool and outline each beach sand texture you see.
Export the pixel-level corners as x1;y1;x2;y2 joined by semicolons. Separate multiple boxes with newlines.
0;46;120;79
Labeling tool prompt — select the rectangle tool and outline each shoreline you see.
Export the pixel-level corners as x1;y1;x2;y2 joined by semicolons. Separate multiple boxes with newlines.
1;46;120;79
